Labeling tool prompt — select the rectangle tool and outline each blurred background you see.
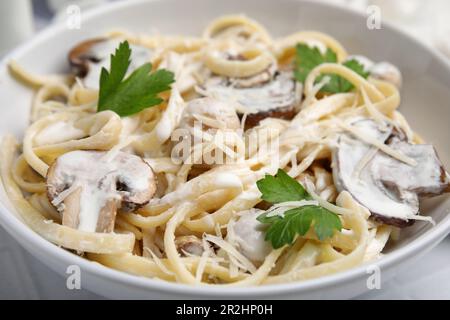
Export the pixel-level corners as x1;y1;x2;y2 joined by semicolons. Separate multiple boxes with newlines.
1;0;450;58
0;0;449;300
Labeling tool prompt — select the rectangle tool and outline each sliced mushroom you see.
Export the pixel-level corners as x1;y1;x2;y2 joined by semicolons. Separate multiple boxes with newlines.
371;62;402;88
373;139;450;197
175;235;205;256
68;38;153;89
69;38;106;78
229;209;271;264
228;59;277;88
332;119;450;227
47;150;156;233
202;61;300;130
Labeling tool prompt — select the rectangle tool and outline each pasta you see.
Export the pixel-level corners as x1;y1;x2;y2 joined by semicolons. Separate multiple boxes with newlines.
1;14;449;287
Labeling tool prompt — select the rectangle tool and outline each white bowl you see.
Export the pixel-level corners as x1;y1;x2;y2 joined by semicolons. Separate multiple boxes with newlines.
0;0;449;299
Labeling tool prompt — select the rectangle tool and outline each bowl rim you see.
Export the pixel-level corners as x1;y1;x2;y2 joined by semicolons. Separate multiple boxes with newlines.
0;0;449;298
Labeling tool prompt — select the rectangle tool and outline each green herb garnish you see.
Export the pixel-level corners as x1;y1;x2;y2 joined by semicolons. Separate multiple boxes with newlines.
294;43;369;93
256;169;342;249
98;41;175;117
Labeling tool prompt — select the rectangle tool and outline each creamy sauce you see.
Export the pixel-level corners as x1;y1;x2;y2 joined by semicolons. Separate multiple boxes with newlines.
214;172;243;188
34;121;85;146
159;172;242;205
78;182;118;232
373;140;448;195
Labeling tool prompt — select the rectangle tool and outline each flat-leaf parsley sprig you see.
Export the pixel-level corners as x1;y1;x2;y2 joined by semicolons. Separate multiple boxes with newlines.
294;43;369;94
256;169;342;249
97;41;175;117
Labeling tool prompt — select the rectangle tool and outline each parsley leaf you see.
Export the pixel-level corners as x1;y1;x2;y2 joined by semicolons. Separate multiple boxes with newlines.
294;43;369;94
321;59;370;93
256;168;311;203
256;169;342;249
262;206;343;249
97;41;175;117
294;44;337;83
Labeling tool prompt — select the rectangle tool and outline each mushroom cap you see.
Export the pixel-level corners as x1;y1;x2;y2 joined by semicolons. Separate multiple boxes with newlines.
332;118;450;227
373;139;450;197
68;38;153;89
47;150;156;232
68;38;107;78
203;68;299;130
228;61;278;88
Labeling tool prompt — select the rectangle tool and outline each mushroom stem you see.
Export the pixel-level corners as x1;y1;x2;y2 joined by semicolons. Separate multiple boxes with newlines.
97;199;119;233
62;187;82;229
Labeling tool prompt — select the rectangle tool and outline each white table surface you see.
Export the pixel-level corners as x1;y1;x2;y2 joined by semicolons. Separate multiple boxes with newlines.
1;0;449;300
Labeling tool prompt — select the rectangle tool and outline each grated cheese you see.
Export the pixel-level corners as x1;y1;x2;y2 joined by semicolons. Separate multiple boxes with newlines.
304;179;353;216
195;235;213;283
192;113;226;130
204;234;257;273
50;182;82;208
144;247;175;276
265;200;319;218
360;87;392;126
339;120;417;166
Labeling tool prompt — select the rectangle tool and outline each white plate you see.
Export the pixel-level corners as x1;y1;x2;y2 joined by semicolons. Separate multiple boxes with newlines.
0;0;449;299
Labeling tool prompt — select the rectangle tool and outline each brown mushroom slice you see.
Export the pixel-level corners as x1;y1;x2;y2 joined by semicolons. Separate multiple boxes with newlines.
47;150;156;233
373;139;450;197
332;119;450;227
68;38;107;77
68;38;153;89
332;123;418;227
229;61;277;88
332;119;417;227
203;71;299;130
